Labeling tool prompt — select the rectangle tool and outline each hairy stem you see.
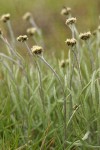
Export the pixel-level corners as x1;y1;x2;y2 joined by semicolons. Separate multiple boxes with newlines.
7;20;15;44
38;55;67;149
72;49;83;87
24;42;45;112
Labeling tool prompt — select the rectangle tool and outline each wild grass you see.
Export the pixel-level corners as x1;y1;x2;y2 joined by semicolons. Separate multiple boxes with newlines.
0;7;100;150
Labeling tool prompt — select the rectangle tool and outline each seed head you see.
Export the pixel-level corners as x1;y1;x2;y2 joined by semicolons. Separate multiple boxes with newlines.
66;17;76;26
79;31;91;40
31;45;43;55
60;60;66;68
61;7;71;16
65;38;76;47
98;25;100;31
26;27;37;36
17;35;28;42
23;12;31;21
73;104;79;110
1;13;10;23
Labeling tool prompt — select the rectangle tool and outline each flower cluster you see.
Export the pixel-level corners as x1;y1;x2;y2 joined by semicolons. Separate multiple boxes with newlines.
1;13;10;23
27;27;37;36
31;45;43;55
65;38;76;47
61;7;71;16
66;17;76;26
23;12;31;21
17;35;28;42
79;31;91;40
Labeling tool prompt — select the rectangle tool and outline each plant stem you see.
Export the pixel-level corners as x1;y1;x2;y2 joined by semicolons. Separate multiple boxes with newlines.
7;20;15;44
24;42;45;112
86;41;94;72
29;17;44;46
0;53;23;68
69;50;75;117
38;55;67;149
72;49;83;87
1;35;21;61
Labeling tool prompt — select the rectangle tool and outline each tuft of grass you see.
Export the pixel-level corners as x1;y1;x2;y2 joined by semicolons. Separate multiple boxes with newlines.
0;5;100;150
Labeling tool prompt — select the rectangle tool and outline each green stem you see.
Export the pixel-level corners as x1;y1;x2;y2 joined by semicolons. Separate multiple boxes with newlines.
7;20;15;44
86;41;94;72
24;42;45;112
38;55;67;149
72;49;83;87
69;51;75;117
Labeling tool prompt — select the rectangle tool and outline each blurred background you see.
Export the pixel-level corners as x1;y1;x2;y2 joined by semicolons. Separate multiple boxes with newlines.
0;0;100;56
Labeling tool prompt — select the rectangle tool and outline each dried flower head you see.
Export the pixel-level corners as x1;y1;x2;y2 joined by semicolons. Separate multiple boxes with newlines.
1;13;10;23
73;104;79;111
66;17;76;26
60;60;66;68
27;27;37;36
98;25;100;31
17;35;28;42
65;38;76;47
31;45;43;55
23;12;31;21
61;7;71;16
79;31;91;40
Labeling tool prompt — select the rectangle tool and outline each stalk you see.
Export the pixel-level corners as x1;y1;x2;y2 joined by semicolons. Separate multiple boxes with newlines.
29;17;44;46
1;35;22;62
24;42;45;112
86;41;94;72
71;48;83;87
7;20;15;44
38;55;67;149
68;50;75;117
0;53;23;68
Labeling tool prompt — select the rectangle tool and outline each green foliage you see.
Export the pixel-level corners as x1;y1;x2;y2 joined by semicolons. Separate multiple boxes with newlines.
0;5;100;150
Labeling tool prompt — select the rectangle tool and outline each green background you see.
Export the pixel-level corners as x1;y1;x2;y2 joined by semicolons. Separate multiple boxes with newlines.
0;0;100;54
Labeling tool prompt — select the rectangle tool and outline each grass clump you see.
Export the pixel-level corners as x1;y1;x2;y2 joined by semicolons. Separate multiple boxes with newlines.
0;6;100;150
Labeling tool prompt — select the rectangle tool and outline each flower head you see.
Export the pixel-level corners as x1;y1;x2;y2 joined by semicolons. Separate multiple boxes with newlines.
61;7;71;16
79;31;91;40
31;45;43;55
98;25;100;31
23;12;31;21
65;38;76;47
60;60;66;68
1;13;10;23
73;104;79;111
65;17;76;26
17;35;28;42
26;27;37;36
